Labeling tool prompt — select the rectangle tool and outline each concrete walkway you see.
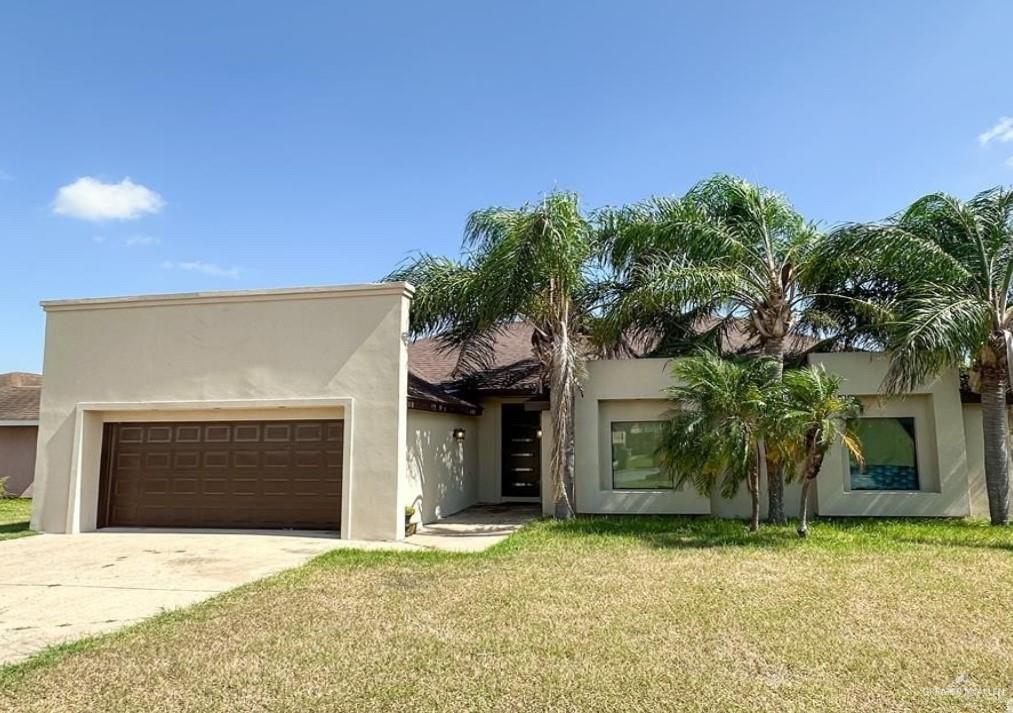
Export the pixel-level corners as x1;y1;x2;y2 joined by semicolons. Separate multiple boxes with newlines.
405;504;541;552
0;530;408;665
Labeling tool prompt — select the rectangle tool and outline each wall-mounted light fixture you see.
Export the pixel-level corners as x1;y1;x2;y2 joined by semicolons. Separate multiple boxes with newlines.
536;429;543;439
452;428;466;441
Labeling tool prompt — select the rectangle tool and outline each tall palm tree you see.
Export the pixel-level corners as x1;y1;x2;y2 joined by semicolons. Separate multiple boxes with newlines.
823;188;1013;525
600;175;825;523
767;367;862;537
386;192;598;519
657;352;780;532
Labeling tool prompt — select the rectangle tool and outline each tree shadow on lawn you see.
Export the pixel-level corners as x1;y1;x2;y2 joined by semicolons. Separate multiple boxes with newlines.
539;515;1013;553
542;516;798;550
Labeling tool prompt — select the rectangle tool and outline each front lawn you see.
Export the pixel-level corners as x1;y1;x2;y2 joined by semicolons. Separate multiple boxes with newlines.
3;517;1012;712
0;498;33;542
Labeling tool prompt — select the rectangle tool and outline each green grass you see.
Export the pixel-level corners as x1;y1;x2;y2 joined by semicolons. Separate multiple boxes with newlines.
3;516;1013;712
0;498;33;541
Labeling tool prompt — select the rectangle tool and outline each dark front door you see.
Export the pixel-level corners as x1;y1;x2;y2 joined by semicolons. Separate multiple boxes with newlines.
97;419;343;530
501;403;541;498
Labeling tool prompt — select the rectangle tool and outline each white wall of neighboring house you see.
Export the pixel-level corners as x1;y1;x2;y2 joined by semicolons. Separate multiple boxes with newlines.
0;424;38;497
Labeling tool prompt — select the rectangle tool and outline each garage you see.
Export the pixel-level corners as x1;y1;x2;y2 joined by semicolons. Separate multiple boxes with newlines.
97;419;343;530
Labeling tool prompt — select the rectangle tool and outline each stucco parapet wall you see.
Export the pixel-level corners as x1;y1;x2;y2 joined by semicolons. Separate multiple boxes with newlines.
40;282;415;311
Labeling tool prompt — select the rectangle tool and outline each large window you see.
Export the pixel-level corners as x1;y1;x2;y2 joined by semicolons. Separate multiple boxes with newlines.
849;417;920;491
611;421;672;489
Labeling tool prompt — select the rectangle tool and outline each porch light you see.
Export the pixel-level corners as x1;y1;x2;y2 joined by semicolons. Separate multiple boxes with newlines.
452;428;466;441
536;429;542;439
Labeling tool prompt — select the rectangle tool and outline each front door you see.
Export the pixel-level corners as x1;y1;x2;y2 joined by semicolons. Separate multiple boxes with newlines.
501;403;541;498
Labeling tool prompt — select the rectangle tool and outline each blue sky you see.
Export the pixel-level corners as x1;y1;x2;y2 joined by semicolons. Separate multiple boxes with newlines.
2;1;1013;372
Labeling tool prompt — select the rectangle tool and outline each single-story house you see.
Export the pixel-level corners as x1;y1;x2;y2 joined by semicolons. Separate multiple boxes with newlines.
0;372;41;497
30;283;993;541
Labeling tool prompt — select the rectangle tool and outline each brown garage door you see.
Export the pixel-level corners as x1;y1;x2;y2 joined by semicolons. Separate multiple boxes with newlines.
98;420;342;530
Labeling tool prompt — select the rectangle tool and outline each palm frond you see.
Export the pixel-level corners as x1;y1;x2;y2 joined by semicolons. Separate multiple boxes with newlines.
658;352;778;496
882;286;991;394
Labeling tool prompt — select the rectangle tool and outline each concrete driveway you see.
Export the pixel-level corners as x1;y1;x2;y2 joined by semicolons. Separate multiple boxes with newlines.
0;530;405;665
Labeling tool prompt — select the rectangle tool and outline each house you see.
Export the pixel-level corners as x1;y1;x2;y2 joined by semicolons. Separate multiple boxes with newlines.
30;283;991;541
0;372;41;497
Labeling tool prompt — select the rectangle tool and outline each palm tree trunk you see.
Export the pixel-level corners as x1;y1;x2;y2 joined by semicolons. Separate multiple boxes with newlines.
797;477;813;538
762;334;787;524
796;432;826;537
979;367;1010;526
796;449;823;537
549;318;576;520
747;448;760;533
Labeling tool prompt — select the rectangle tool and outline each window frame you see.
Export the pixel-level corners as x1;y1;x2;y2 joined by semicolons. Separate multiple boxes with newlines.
847;415;921;492
609;419;673;491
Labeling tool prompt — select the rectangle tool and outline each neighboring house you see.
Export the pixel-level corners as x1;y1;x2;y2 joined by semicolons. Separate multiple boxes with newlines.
30;284;993;541
0;372;41;497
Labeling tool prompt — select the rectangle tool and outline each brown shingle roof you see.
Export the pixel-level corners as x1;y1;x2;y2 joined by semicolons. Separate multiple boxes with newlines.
0;373;42;421
408;323;539;386
407;375;482;415
407;323;543;406
404;319;824;411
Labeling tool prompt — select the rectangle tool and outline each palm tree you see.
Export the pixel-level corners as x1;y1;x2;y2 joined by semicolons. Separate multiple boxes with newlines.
823;189;1013;525
386;192;599;519
600;175;825;523
657;352;780;532
767;367;862;537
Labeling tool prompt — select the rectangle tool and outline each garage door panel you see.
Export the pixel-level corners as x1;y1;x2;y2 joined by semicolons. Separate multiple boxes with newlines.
146;426;173;443
233;450;260;468
205;425;231;442
175;425;202;442
264;450;291;468
118;426;145;443
234;424;261;442
116;452;142;470
264;424;292;442
173;451;200;469
98;419;342;530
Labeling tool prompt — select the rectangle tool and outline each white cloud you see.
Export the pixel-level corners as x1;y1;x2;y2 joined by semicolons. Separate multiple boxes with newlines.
161;260;241;279
124;234;160;246
92;235;106;243
979;117;1013;146
52;177;165;221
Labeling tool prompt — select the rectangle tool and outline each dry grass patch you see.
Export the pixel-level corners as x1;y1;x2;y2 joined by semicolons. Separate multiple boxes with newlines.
2;517;1013;712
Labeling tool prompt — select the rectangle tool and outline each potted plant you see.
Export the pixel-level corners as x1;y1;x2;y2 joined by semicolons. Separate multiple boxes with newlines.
404;505;418;536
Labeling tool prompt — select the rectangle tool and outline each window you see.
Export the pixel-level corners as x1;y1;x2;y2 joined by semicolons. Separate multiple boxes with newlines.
849;417;920;491
611;421;672;489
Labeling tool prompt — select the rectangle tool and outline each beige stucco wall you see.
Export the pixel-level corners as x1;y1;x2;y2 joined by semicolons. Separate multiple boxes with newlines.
540;409;553;516
0;425;38;497
807;353;970;517
572;358;804;519
405;410;479;523
570;353;972;520
31;283;412;541
575;359;713;515
959;403;1010;519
